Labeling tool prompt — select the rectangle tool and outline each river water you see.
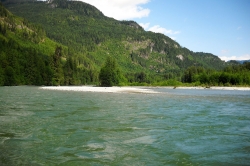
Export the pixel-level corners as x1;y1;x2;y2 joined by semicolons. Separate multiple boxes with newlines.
0;86;249;165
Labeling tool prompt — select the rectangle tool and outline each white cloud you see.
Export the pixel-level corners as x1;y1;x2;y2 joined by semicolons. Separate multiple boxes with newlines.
139;23;180;39
169;36;176;40
139;22;150;30
219;54;250;61
148;25;180;35
78;0;150;20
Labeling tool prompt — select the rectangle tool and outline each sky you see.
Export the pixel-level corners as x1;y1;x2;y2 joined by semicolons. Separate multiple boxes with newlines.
75;0;250;61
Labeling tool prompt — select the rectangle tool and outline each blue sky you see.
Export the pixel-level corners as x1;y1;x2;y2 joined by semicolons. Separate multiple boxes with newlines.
78;0;250;61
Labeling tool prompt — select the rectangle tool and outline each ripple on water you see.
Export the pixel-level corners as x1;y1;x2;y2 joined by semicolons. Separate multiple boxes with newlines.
124;135;156;144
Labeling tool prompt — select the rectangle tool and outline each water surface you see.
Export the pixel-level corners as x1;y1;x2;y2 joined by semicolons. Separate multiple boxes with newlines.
0;87;249;165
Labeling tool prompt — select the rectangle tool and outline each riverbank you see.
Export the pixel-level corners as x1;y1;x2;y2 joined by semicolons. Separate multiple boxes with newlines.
39;86;160;94
174;86;250;91
39;86;250;94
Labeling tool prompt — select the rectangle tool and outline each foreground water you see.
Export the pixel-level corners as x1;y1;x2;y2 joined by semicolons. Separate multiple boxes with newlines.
0;87;249;166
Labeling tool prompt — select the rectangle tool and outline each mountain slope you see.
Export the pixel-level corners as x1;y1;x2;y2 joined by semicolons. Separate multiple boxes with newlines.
0;2;98;86
2;0;227;77
0;2;56;85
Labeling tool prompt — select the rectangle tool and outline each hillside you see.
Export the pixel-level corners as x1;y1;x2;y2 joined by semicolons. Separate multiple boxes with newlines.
0;2;99;86
2;0;227;76
2;0;248;86
0;2;55;85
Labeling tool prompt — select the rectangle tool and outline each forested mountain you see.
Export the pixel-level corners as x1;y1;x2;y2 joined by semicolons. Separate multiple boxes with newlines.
0;2;97;86
0;2;57;85
1;0;249;86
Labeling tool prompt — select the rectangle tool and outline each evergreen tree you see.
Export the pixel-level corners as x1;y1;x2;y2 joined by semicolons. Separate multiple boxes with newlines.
52;46;64;85
99;56;122;87
4;66;16;86
0;66;4;86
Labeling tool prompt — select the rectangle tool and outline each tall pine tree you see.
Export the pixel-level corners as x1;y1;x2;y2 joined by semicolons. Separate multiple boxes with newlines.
99;56;122;87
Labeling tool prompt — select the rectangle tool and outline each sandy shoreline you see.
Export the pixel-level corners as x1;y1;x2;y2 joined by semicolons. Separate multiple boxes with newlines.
39;86;250;93
211;87;250;91
39;86;160;94
175;86;250;91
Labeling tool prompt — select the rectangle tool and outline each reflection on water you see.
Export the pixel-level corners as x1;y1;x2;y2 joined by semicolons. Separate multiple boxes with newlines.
0;86;250;165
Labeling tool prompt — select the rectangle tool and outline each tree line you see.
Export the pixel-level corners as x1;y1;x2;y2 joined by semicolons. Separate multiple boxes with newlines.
0;42;99;86
183;63;250;86
1;37;250;87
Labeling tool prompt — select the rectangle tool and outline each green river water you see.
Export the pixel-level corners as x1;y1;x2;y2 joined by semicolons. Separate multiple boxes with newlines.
0;86;249;165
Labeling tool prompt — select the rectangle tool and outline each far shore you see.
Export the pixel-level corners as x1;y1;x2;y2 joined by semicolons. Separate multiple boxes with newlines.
39;86;160;94
173;86;250;91
39;86;250;93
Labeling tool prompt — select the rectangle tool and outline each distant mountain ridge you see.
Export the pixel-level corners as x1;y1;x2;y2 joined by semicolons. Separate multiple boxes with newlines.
236;60;250;64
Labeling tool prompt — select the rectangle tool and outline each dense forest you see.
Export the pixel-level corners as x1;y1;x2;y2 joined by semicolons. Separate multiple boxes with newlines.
183;63;250;86
0;0;249;86
0;2;97;86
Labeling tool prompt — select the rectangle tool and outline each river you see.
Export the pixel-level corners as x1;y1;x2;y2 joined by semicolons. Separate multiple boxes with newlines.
0;86;249;165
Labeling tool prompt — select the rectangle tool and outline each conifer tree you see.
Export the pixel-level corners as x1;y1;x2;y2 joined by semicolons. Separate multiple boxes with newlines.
99;56;121;87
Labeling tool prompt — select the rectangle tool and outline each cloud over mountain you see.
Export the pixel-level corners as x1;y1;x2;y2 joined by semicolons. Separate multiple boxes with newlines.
139;23;180;40
219;54;250;61
148;25;180;35
79;0;150;20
